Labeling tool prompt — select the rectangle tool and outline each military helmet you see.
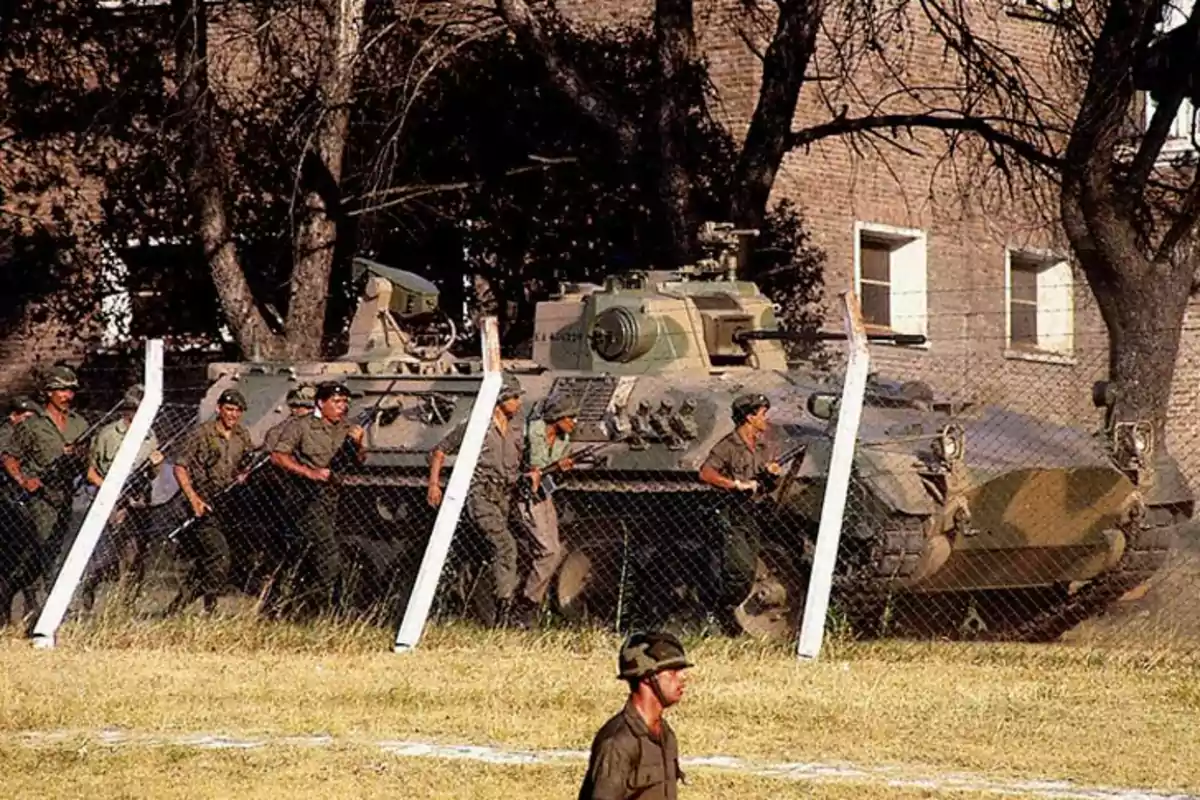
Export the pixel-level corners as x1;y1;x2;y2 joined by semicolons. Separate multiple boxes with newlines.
217;388;248;410
120;383;145;410
732;392;770;420
42;365;79;391
6;395;36;415
541;394;580;423
287;384;317;408
617;630;693;681
498;373;525;403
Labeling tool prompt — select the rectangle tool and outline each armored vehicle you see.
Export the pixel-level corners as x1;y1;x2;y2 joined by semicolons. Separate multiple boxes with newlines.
189;226;1192;640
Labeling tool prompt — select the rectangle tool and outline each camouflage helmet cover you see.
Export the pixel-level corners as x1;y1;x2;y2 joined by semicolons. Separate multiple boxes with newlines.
498;373;525;403
617;630;693;681
541;393;581;423
217;388;248;410
120;383;145;410
42;365;79;391
287;384;318;407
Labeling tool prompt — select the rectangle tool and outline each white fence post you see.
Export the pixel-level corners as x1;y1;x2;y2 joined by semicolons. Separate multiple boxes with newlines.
393;317;502;654
30;338;164;649
796;292;870;661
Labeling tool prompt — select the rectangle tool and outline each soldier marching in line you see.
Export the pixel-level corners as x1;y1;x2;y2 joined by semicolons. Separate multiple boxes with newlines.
166;388;254;617
269;381;366;619
250;384;316;605
0;395;38;625
577;631;692;800
79;383;165;612
426;373;527;629
698;393;782;633
512;394;580;628
0;366;91;603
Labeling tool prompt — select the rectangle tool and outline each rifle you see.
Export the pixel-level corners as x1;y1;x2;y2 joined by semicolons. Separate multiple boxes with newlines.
163;450;274;543
754;439;809;497
517;441;614;504
15;396;126;503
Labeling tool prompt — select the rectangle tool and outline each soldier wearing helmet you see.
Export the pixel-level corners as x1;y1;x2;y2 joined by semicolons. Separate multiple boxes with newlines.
262;384;316;452
578;630;691;800
166;387;255;616
1;365;90;593
510;393;580;628
79;384;165;611
697;393;782;633
0;395;38;625
427;372;526;628
269;380;367;618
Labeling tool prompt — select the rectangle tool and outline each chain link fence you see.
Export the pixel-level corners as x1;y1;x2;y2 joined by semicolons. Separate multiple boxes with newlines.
3;294;1200;658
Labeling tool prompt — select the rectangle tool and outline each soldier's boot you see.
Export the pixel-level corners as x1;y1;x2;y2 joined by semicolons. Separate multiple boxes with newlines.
201;594;218;616
508;597;538;630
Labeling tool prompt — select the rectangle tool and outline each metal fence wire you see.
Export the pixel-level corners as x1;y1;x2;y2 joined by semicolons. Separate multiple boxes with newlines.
4;316;1200;655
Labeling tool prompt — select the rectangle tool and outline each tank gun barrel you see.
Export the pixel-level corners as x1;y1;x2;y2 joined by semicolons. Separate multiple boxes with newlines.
734;329;927;346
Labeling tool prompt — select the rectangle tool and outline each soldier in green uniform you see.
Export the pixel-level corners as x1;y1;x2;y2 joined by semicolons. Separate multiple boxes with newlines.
426;373;525;628
512;394;580;627
269;381;366;618
165;388;255;616
698;393;782;631
0;396;38;624
263;385;316;451
1;366;90;590
79;384;164;611
251;383;316;601
577;630;692;800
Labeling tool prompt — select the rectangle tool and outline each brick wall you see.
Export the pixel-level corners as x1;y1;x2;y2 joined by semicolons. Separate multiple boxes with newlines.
557;0;1200;488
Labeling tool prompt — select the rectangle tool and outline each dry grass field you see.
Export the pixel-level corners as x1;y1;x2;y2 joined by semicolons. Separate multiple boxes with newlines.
1;610;1199;799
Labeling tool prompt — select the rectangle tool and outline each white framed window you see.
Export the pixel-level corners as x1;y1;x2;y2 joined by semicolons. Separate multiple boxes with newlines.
1143;0;1198;156
1004;248;1075;363
853;221;928;346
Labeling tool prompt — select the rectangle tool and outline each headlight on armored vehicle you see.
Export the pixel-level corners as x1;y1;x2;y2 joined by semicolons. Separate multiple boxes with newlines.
933;424;965;464
807;393;840;421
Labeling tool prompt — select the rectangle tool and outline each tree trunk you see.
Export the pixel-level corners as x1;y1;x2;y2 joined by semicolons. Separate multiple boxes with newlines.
1087;250;1192;438
285;0;367;359
729;0;825;230
654;0;697;266
172;0;282;359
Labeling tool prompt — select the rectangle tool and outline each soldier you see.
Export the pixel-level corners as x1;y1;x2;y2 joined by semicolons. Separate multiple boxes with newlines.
512;394;580;627
1;366;90;591
577;630;692;800
79;384;165;611
263;384;316;451
0;396;38;624
426;373;525;628
697;393;782;632
165;388;255;616
269;381;366;618
251;383;316;601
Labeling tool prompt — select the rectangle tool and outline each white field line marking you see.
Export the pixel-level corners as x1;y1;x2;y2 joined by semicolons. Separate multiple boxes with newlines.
6;729;1196;800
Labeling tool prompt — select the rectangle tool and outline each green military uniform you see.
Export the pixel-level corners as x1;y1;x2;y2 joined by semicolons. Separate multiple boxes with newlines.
80;385;160;610
578;631;692;800
168;391;254;614
0;396;38;623
3;369;90;584
431;375;525;613
517;395;578;611
700;394;781;617
269;386;356;614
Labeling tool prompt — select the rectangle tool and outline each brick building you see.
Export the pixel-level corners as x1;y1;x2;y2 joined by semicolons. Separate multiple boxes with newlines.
555;0;1200;484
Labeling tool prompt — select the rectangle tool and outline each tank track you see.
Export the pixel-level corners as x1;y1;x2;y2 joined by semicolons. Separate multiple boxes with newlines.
822;510;1178;643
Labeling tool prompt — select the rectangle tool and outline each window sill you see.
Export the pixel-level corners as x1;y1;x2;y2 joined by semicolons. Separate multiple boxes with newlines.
1004;348;1076;366
868;334;931;352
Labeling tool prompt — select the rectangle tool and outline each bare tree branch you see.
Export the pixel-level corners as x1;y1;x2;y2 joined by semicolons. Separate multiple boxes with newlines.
493;0;639;158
